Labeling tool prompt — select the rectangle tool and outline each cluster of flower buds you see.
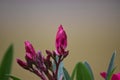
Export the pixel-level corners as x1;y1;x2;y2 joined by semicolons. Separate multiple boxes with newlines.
17;25;69;80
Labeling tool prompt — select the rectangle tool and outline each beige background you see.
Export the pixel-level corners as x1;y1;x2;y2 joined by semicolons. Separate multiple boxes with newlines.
0;0;120;80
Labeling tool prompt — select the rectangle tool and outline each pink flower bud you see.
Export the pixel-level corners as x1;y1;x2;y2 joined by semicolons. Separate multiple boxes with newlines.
100;72;107;78
112;73;120;80
17;59;29;70
55;25;67;55
24;40;36;57
100;72;120;80
25;53;33;61
46;50;52;56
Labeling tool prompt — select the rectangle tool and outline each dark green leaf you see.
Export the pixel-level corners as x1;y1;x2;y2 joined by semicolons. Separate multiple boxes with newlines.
76;62;92;80
106;52;116;80
5;74;21;80
71;64;77;80
0;44;13;80
84;61;94;80
63;67;71;80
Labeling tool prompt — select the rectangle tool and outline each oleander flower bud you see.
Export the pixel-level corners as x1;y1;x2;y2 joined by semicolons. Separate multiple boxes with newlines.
55;25;67;55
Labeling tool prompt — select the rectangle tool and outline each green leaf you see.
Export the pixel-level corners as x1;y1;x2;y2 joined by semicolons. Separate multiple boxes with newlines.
106;52;116;80
0;44;14;80
63;67;71;80
52;55;65;80
52;61;56;72
52;55;59;71
76;62;92;80
107;67;116;80
71;64;77;80
5;74;21;80
57;62;64;80
84;61;94;80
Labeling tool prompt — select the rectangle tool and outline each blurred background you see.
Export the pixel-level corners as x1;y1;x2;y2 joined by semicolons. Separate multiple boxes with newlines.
0;0;120;80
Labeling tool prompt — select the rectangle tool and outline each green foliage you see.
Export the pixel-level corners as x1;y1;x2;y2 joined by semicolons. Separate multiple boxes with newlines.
71;63;77;80
0;44;13;80
76;62;93;80
70;52;116;80
5;74;21;80
57;62;64;80
84;61;94;80
0;44;20;80
63;67;71;80
106;52;116;80
71;62;93;80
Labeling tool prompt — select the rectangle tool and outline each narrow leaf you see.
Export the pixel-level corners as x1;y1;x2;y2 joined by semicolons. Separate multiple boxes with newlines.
52;55;59;71
106;52;116;80
71;64;77;80
52;61;56;72
0;44;14;80
63;67;71;80
57;62;64;80
84;61;94;80
5;74;21;80
107;67;116;80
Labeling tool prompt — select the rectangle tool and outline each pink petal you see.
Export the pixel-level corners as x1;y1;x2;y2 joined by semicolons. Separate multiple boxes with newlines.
55;25;67;55
100;72;107;79
24;40;36;57
25;53;33;61
17;59;28;69
112;73;120;80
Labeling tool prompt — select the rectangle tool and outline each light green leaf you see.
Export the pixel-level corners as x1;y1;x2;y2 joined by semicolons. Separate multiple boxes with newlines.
63;67;71;80
0;44;13;80
57;62;64;80
52;55;59;71
52;55;64;80
107;67;116;80
52;61;56;72
106;52;116;80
